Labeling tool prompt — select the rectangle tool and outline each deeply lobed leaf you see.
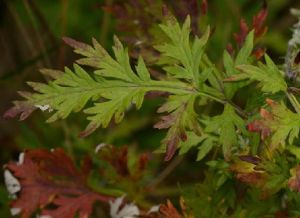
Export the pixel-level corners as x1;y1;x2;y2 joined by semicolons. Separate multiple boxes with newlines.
226;55;287;94
205;104;247;160
5;149;112;218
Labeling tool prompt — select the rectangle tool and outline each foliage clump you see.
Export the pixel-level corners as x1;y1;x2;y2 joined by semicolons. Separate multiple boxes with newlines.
4;1;300;218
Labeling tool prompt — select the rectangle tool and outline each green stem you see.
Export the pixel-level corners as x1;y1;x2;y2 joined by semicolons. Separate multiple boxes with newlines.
23;0;51;67
227;100;248;119
202;54;224;91
145;155;184;191
286;92;300;114
100;0;113;47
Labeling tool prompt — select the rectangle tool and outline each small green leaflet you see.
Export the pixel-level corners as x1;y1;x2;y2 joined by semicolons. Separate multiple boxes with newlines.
205;104;247;160
223;31;254;98
154;94;201;161
63;37;108;68
225;54;287;93
155;15;210;85
262;100;300;148
179;132;217;161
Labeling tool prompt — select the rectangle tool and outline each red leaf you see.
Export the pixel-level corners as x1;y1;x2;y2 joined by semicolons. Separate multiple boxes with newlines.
236;172;265;186
159;200;183;218
4;101;36;121
171;0;200;33
102;146;130;177
252;47;266;60
63;37;106;68
63;37;91;52
138;153;149;172
288;165;300;192
154;96;198;162
247;120;271;140
247;98;298;146
154;112;187;161
164;134;181;162
239;155;261;165
201;0;208;15
234;19;249;47
79;123;98;138
232;1;268;48
97;145;150;180
5;149;112;218
226;43;235;55
274;210;289;218
104;1;204;62
252;1;268;39
41;194;101;218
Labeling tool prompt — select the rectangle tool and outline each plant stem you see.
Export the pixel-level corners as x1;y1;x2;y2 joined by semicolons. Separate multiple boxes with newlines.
202;54;224;92
100;0;113;48
145;155;184;191
227;100;248;119
286;92;300;114
23;0;51;67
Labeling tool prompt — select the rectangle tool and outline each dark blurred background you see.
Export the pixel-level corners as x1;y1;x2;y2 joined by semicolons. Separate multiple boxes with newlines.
0;0;300;216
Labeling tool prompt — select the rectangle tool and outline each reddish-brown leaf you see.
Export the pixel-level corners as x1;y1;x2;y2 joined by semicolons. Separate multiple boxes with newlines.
231;158;265;186
226;43;235;55
41;194;101;218
79;123;98;138
232;1;268;48
201;0;208;15
236;172;265;186
252;47;266;60
288;165;300;192
252;1;268;39
154;95;199;162
159;200;183;218
239;155;261;165
138;153;150;172
63;37;106;68
5;148;112;218
247;120;271;140
234;19;249;47
274;210;289;218
104;1;204;62
154;111;187;161
101;146;130;177
63;37;91;52
171;0;200;33
98;145;150;180
164;134;181;162
4;101;36;121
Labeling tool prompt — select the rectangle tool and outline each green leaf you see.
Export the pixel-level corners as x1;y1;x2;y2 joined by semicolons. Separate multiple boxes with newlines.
63;37;108;68
205;104;246;160
287;145;300;159
28;64;104;123
262;100;300;148
223;31;254;98
154;94;201;161
235;30;254;65
179;132;206;155
229;55;287;93
155;16;210;84
262;155;290;192
197;137;215;161
10;36;199;137
177;131;217;161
